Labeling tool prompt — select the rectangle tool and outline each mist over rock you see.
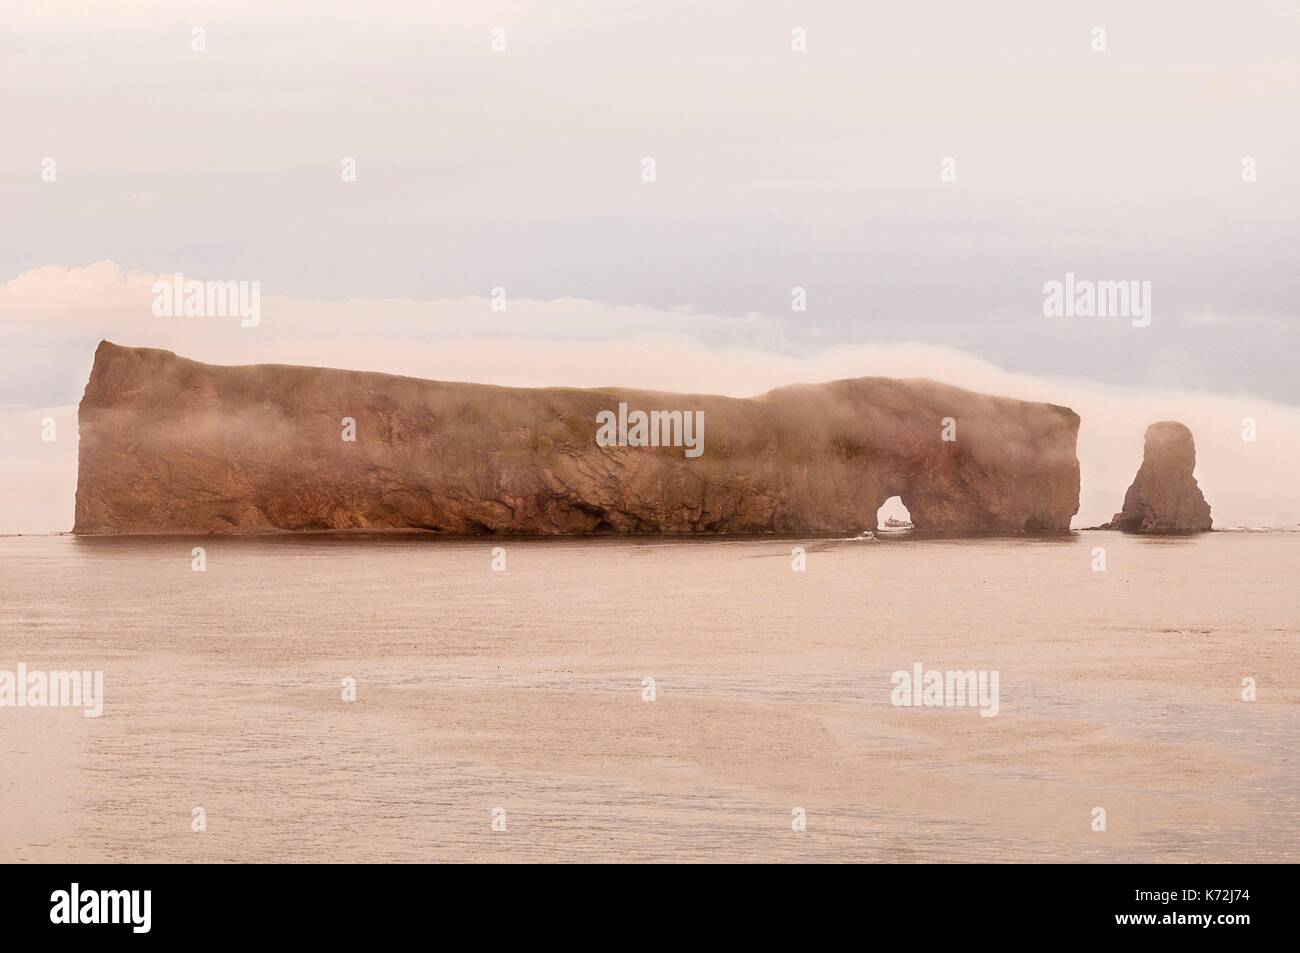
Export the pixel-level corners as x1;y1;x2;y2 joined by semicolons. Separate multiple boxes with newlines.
73;342;1081;536
1101;421;1213;532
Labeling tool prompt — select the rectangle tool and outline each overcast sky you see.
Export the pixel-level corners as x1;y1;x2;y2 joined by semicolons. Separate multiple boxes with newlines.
2;1;1298;531
4;0;1299;402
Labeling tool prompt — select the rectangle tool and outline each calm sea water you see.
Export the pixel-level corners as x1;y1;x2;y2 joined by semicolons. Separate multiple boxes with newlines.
1;531;1296;863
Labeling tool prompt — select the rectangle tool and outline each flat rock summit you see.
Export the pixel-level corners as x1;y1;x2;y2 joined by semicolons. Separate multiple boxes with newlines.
73;341;1082;535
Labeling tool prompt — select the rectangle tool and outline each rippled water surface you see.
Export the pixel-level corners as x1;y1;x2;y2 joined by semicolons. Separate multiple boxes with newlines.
1;531;1296;862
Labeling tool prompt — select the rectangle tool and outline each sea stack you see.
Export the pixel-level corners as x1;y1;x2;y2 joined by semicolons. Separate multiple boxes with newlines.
1103;421;1212;532
73;341;1082;536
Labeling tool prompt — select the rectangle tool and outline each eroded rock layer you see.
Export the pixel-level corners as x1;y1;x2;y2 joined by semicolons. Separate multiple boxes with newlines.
74;341;1081;535
1103;421;1212;532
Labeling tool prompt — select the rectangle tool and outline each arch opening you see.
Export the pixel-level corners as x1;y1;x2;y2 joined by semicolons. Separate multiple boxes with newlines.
876;495;913;532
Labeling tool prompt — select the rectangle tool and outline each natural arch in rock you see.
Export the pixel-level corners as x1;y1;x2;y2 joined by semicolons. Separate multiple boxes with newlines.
876;495;912;530
74;342;1083;535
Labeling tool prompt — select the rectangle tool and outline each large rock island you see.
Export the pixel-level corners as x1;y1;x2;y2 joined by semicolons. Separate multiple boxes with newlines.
73;341;1081;535
1100;421;1212;532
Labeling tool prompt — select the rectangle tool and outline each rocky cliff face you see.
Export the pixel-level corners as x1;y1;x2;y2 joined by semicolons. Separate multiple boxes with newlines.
73;341;1081;535
1102;421;1212;532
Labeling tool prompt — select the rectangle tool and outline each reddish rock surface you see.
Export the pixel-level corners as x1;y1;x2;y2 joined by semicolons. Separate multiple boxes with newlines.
73;341;1081;535
1101;421;1212;532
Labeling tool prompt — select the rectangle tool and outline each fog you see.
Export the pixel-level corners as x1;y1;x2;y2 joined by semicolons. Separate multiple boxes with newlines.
2;263;1295;534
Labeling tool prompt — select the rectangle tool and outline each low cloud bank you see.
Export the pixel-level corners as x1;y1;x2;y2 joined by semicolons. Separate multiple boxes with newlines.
1;262;1296;532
